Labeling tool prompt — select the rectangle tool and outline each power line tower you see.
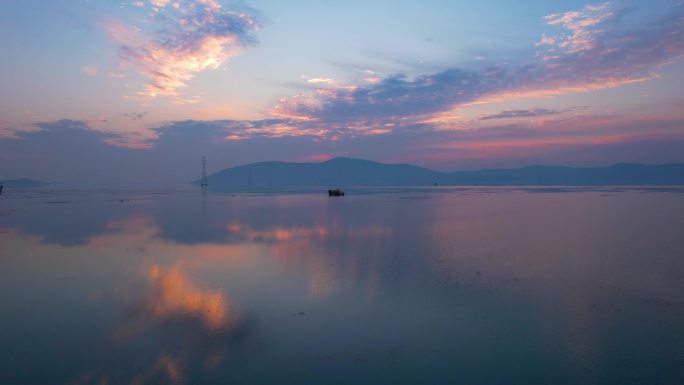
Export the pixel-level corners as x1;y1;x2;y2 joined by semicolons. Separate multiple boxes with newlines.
200;156;208;191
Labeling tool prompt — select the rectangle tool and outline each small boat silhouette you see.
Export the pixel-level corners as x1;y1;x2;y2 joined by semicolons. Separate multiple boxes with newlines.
328;188;344;197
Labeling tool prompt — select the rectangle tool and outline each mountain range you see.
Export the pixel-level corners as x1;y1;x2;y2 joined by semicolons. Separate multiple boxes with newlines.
197;157;684;191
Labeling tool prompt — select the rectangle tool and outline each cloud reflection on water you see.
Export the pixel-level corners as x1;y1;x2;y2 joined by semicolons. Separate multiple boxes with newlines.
145;264;232;331
1;190;684;384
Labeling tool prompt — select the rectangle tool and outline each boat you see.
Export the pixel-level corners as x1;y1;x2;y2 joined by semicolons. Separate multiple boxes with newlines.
328;188;344;197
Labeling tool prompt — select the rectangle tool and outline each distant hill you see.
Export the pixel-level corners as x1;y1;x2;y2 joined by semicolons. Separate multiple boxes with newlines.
201;158;441;190
0;178;50;188
447;163;684;186
196;157;684;191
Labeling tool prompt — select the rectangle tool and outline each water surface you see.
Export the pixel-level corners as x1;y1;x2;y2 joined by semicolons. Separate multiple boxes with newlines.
1;187;683;384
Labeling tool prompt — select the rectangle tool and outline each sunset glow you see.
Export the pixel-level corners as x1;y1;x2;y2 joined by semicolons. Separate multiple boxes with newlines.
1;0;683;183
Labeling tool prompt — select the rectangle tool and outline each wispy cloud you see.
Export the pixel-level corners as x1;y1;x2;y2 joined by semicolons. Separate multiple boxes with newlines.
0;120;16;139
82;65;99;77
307;78;336;85
0;119;43;139
6;112;684;186
480;108;562;120
5;2;684;179
60;2;684;147
106;0;259;98
157;118;329;141
44;119;157;149
268;2;684;136
123;112;148;121
540;2;613;53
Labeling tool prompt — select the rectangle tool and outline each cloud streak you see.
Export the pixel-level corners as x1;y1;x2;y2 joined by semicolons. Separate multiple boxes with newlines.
540;2;613;53
77;2;684;146
480;108;563;120
4;2;684;183
106;0;259;98
269;2;684;136
5;111;684;186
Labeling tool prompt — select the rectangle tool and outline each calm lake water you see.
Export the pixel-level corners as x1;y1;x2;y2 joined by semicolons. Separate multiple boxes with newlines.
1;187;683;385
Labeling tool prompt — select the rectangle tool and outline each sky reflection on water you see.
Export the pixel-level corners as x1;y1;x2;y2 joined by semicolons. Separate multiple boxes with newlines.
1;188;683;384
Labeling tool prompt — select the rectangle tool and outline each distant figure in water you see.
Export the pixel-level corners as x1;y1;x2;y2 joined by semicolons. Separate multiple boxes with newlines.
328;188;344;197
0;183;3;195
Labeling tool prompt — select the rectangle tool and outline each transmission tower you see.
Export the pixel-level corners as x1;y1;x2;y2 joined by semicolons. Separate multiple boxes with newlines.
200;156;208;191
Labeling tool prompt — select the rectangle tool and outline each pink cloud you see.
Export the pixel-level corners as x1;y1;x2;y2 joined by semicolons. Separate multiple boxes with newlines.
419;113;684;163
541;2;612;53
105;0;259;98
266;2;684;139
304;153;333;162
82;65;99;77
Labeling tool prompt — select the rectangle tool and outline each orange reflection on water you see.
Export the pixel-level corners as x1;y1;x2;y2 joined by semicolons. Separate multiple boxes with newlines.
147;265;231;331
226;223;327;242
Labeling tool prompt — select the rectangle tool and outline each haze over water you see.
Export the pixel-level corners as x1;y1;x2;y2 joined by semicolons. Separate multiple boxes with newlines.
1;187;683;384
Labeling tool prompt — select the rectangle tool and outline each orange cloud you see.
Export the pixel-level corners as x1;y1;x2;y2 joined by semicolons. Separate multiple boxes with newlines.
105;0;259;98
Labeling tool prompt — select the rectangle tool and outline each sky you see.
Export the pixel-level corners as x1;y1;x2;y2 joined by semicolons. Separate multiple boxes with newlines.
1;0;683;186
